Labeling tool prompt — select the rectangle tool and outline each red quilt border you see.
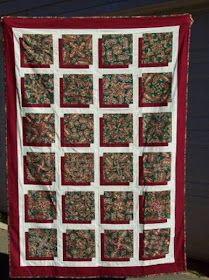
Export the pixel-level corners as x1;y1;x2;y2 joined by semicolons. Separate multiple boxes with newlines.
2;15;192;278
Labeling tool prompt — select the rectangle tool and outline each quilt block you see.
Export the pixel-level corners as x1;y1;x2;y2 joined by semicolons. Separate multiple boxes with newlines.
3;15;192;278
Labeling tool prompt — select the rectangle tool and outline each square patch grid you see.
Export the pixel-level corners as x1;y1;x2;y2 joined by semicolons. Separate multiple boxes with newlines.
15;26;178;267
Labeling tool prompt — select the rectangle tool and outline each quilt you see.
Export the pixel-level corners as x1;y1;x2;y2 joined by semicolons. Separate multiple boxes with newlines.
3;15;192;278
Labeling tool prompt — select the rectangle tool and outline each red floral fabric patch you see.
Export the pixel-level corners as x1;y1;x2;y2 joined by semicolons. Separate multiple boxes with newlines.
62;153;94;185
61;35;93;66
142;112;172;145
101;192;133;223
101;153;133;185
103;230;133;260
24;152;55;185
141;32;173;66
140;228;170;259
25;191;56;222
26;229;57;260
63;191;95;223
22;74;54;107
62;114;94;146
64;230;95;260
140;73;172;106
61;74;93;107
21;34;53;66
100;113;133;146
100;74;133;107
23;113;55;146
141;191;170;223
102;34;132;66
140;152;171;185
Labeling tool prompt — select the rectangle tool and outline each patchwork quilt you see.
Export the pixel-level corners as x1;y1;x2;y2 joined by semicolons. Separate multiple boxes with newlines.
3;15;192;278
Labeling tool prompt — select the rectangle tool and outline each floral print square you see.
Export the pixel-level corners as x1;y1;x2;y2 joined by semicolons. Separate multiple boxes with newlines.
141;152;171;185
64;230;95;260
62;114;94;146
101;74;133;107
62;153;94;185
141;73;172;105
142;113;172;144
141;228;170;259
101;114;133;146
21;34;53;66
26;229;57;260
24;152;55;185
23;113;55;146
22;74;54;107
25;191;56;222
143;191;170;223
103;230;133;260
63;192;95;223
141;32;173;66
62;74;93;107
101;34;132;66
61;35;92;66
102;192;133;223
101;153;133;185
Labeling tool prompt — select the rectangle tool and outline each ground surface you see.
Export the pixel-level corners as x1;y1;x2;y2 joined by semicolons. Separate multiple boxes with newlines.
0;228;208;279
0;252;208;279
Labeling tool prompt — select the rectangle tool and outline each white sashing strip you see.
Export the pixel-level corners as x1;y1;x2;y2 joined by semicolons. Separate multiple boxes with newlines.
13;25;179;267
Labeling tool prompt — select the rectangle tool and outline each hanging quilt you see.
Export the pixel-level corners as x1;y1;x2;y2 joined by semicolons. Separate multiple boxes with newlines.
3;15;192;278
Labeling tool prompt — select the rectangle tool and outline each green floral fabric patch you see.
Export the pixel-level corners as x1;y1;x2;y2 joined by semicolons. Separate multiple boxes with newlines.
142;32;172;65
104;230;133;259
142;152;171;184
143;113;172;144
102;114;133;145
103;192;133;222
102;34;132;65
27;229;57;259
65;230;95;259
22;34;53;65
62;35;92;65
63;74;93;105
64;192;95;222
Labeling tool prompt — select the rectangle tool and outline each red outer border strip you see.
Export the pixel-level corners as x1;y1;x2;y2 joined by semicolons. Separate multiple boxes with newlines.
3;15;192;277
